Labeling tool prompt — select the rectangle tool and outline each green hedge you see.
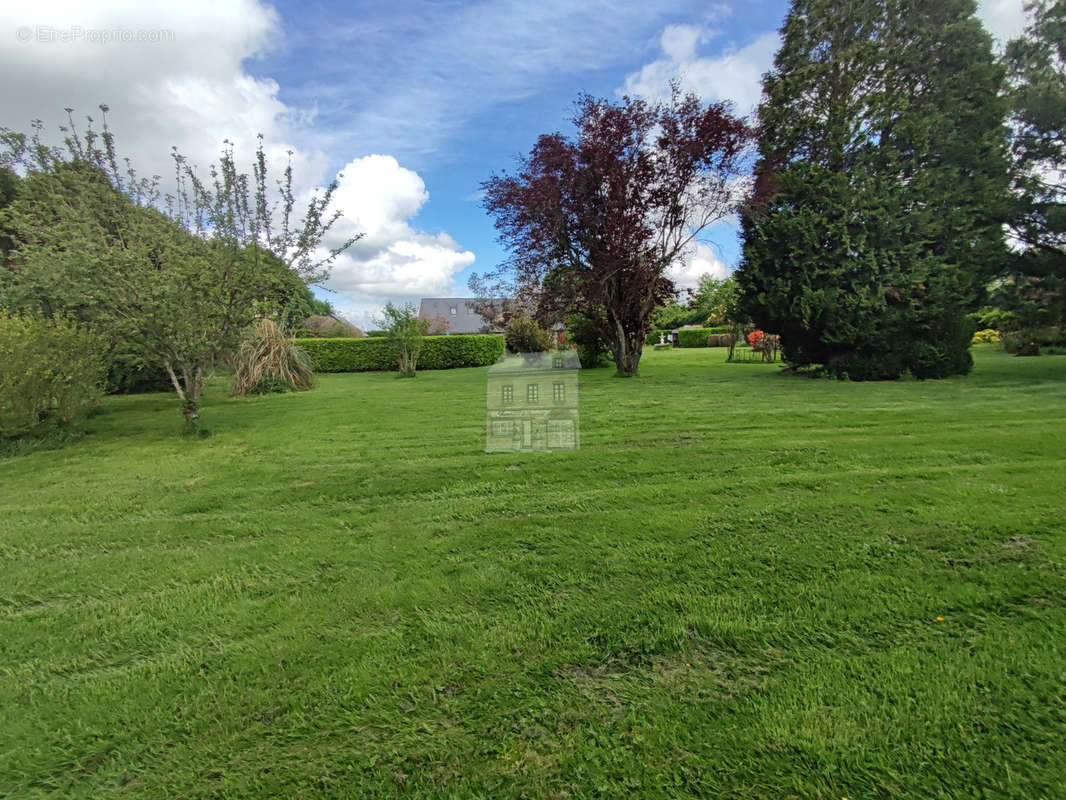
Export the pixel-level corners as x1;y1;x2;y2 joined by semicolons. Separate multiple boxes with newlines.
646;326;731;346
295;334;505;373
677;328;721;347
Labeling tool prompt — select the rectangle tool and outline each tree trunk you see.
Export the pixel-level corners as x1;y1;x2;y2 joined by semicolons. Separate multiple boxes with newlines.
164;358;203;420
608;317;644;377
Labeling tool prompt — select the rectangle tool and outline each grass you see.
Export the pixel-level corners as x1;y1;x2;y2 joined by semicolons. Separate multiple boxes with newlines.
1;345;1064;799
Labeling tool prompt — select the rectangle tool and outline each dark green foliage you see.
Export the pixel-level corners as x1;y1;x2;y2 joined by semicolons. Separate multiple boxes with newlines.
419;335;506;370
1002;326;1066;355
738;0;1011;380
999;1;1066;332
504;316;551;353
365;330;388;338
297;335;504;373
106;355;172;394
565;312;609;367
295;337;393;372
677;328;722;348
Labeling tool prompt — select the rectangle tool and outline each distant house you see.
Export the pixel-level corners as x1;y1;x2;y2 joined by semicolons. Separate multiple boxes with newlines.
486;352;580;452
418;298;503;335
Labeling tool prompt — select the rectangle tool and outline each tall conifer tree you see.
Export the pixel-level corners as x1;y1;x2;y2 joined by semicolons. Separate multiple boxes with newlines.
737;0;1011;378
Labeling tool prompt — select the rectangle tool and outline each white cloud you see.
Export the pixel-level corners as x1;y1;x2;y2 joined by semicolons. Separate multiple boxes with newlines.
622;26;780;114
666;241;731;291
976;0;1028;43
0;1;324;189
0;0;476;328
319;155;475;328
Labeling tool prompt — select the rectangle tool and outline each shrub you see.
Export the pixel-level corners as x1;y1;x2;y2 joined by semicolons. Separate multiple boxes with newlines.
106;354;172;394
906;315;975;379
566;313;610;367
677;328;718;347
824;349;906;381
231;318;315;396
706;333;736;347
296;335;504;372
1002;327;1066;356
646;329;671;345
505;316;551;353
971;328;1000;344
0;312;105;439
747;329;765;350
379;301;429;377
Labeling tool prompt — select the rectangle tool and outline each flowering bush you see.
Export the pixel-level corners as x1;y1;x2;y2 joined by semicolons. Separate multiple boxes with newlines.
747;329;765;350
971;328;1000;344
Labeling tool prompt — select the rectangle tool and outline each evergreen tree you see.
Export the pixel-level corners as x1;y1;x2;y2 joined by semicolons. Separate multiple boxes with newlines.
1000;0;1066;330
737;0;1011;379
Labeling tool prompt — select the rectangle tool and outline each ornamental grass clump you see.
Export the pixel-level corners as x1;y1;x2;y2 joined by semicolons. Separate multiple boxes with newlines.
231;318;314;396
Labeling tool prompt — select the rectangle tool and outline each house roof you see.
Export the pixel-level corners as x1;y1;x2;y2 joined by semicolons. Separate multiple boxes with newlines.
418;298;504;334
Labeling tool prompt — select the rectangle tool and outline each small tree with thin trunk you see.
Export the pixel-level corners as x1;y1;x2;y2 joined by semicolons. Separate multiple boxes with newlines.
480;89;751;377
378;302;428;377
0;107;359;422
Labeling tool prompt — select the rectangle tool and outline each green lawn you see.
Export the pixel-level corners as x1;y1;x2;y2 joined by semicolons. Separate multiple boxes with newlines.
2;346;1064;798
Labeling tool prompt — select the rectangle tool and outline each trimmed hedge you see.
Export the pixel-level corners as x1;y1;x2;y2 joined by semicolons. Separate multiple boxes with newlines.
295;334;505;373
677;328;721;347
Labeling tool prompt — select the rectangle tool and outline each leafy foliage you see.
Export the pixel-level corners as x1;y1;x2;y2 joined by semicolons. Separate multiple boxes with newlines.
481;90;751;376
379;302;429;377
737;0;1011;379
564;312;610;367
231;318;315;396
676;328;725;348
0;108;358;421
0;311;104;439
296;335;505;373
999;0;1066;331
504;315;551;354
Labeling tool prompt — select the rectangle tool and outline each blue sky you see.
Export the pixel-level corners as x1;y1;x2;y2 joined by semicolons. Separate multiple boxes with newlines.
0;0;1029;326
259;0;789;320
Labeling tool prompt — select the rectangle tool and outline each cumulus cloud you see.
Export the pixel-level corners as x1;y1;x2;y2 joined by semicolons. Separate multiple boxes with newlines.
319;155;475;327
666;241;731;292
622;25;779;114
0;0;326;187
1;0;476;327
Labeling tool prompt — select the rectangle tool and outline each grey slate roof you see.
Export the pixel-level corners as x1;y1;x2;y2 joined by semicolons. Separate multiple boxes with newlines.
418;298;504;334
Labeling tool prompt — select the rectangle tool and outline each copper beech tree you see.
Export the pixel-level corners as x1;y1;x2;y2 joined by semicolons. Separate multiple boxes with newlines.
480;90;751;376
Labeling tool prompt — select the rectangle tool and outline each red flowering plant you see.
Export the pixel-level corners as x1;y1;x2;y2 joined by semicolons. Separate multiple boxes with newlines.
747;329;765;350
